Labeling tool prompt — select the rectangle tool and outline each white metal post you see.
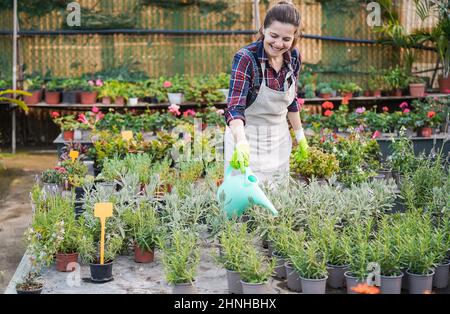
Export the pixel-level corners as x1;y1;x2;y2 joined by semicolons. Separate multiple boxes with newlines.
12;0;18;154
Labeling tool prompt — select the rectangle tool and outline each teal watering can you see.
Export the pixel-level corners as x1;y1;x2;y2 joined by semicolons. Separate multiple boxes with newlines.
217;165;278;219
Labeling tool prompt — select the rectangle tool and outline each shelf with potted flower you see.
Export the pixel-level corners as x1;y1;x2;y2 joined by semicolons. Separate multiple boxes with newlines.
408;76;427;97
412;104;444;137
339;82;362;99
383;66;409;97
163;75;187;105
80;79;102;105
23;76;43;105
45;78;62;104
60;78;84;104
51;112;79;141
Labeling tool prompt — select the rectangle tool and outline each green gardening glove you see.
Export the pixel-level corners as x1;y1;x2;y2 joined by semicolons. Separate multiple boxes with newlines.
295;128;309;161
230;140;250;173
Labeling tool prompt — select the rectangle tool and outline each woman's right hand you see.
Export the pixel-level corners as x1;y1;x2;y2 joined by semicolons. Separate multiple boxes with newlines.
230;140;250;173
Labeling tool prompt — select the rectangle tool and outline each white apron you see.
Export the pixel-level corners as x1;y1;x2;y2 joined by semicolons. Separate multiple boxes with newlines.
224;60;296;184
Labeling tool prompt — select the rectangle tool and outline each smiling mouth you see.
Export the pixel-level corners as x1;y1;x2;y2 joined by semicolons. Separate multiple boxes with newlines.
270;45;283;52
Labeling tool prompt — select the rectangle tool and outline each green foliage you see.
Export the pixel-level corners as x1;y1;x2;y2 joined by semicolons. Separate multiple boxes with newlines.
290;239;328;280
123;203;161;252
239;242;275;284
387;132;416;174
160;229;200;284
217;221;250;272
41;168;65;184
291;146;339;179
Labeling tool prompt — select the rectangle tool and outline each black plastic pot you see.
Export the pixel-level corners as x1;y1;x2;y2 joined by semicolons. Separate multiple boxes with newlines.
89;261;113;283
74;186;85;201
74;201;84;218
62;90;81;104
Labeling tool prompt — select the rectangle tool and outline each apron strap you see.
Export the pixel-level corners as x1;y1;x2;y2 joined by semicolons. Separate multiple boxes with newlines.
261;59;295;91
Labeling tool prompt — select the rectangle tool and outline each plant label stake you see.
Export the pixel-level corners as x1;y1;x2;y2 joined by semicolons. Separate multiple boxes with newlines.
121;131;133;141
94;202;113;265
69;150;79;161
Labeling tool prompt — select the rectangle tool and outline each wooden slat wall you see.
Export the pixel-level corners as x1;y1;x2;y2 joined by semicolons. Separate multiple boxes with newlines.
0;0;440;81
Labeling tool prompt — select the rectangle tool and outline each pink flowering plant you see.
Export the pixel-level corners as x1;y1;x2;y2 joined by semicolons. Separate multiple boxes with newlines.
162;75;187;94
77;106;105;130
80;79;103;92
51;113;79;131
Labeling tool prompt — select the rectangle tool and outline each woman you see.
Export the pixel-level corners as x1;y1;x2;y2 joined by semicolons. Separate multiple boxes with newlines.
224;0;308;184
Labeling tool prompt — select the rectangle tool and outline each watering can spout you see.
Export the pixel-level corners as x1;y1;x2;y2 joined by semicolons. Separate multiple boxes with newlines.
217;166;278;218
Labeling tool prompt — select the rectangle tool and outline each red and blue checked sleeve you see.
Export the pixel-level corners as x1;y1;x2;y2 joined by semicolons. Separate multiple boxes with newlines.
225;50;253;126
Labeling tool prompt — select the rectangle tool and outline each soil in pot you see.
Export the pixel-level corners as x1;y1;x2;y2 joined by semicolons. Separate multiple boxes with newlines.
407;269;434;294
327;264;349;289
89;261;114;283
226;269;243;294
285;262;302;292
240;280;269;294
134;245;154;263
56;253;79;272
172;281;197;294
380;272;403;294
300;275;328;294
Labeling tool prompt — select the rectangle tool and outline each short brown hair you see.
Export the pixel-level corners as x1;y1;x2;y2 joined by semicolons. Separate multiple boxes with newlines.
257;1;301;51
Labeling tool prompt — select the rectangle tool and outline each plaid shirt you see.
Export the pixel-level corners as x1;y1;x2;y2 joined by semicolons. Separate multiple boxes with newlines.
225;40;301;125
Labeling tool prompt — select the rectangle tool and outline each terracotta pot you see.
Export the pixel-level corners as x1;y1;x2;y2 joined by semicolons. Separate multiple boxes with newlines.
342;92;353;99
134;245;154;263
56;252;79;272
63;130;74;141
45;91;61;104
372;89;382;97
80;91;98;104
420;127;432;138
363;90;371;97
24;90;42;105
102;96;111;105
321;93;332;100
394;89;402;97
438;76;450;93
409;83;426;97
115;96;125;106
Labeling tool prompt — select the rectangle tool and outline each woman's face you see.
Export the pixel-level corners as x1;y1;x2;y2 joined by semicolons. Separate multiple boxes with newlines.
263;21;297;59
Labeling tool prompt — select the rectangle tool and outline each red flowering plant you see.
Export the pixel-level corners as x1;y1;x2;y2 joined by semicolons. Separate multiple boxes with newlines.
50;112;79;131
411;99;445;130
